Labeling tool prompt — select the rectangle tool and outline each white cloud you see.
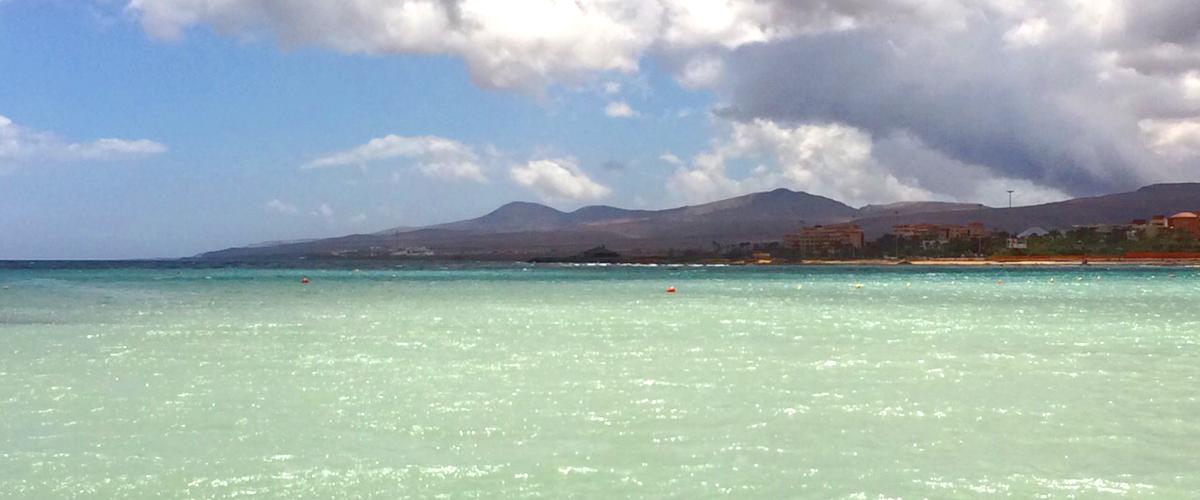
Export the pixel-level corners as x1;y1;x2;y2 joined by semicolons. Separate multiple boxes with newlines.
1003;17;1050;48
264;199;299;215
125;0;808;90
348;213;368;224
659;153;683;165
1183;71;1200;101
306;134;486;183
1139;118;1200;159
604;101;638;118
657;1;781;49
668;119;933;206
668;120;1076;207
676;54;725;89
0;114;166;170
129;0;655;90
312;202;335;224
604;82;621;94
510;158;610;202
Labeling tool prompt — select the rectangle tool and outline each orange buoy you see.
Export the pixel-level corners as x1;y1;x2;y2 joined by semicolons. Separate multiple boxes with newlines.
666;286;677;294
301;277;311;285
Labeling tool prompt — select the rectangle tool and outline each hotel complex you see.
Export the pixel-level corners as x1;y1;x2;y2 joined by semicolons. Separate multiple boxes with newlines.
784;224;866;256
779;208;1200;259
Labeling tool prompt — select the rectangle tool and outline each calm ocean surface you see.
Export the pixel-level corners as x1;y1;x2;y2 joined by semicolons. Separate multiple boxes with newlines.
2;264;1198;498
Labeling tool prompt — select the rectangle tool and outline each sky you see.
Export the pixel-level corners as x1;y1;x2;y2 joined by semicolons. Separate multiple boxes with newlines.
2;0;1199;259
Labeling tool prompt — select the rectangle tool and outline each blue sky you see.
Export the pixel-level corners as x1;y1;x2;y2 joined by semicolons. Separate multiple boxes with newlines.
0;2;715;258
3;1;1199;258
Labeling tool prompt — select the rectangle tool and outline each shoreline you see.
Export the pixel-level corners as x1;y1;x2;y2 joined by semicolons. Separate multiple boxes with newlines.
602;256;1200;267
4;257;1200;269
793;258;1200;267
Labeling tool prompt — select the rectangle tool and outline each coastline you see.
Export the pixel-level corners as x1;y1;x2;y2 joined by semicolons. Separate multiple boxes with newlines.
784;257;1200;267
5;256;1200;269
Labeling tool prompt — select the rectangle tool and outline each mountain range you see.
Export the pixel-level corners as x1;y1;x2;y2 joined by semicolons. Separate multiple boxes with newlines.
199;183;1200;259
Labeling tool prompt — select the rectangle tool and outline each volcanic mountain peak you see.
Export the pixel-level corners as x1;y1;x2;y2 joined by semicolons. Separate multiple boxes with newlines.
425;201;570;234
677;188;857;218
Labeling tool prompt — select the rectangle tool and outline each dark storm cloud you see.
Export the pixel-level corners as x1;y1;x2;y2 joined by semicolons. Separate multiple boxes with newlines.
716;29;1150;196
1107;0;1200;77
1123;1;1200;47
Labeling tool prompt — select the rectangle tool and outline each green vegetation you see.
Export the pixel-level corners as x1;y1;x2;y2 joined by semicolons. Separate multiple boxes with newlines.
865;234;1005;259
1000;228;1200;256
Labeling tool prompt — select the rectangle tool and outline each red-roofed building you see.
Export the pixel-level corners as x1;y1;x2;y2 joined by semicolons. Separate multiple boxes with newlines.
1168;212;1200;237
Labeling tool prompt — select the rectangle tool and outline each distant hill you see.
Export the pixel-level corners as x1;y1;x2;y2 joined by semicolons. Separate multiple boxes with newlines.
852;183;1200;237
858;201;988;217
198;183;1200;259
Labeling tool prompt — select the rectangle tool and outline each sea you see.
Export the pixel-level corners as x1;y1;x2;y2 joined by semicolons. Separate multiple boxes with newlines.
1;262;1198;498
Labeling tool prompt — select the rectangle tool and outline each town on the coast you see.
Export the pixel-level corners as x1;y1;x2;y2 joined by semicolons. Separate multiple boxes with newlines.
768;210;1200;263
199;184;1200;265
536;210;1200;265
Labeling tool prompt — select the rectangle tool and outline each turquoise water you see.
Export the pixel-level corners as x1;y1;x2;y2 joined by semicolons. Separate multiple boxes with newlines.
2;264;1199;498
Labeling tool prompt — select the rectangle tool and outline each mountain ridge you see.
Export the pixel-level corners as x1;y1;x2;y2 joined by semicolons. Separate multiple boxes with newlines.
200;183;1200;259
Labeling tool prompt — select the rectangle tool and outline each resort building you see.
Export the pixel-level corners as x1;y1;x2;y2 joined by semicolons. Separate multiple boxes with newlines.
1129;219;1162;239
892;222;988;242
785;224;865;256
892;223;943;239
1168;212;1200;237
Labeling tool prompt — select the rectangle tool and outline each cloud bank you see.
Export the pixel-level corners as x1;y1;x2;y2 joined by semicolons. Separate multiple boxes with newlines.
127;0;789;90
127;0;1200;205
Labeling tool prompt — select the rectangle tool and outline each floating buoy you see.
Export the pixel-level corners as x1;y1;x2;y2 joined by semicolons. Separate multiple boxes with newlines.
301;277;311;285
666;286;677;294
